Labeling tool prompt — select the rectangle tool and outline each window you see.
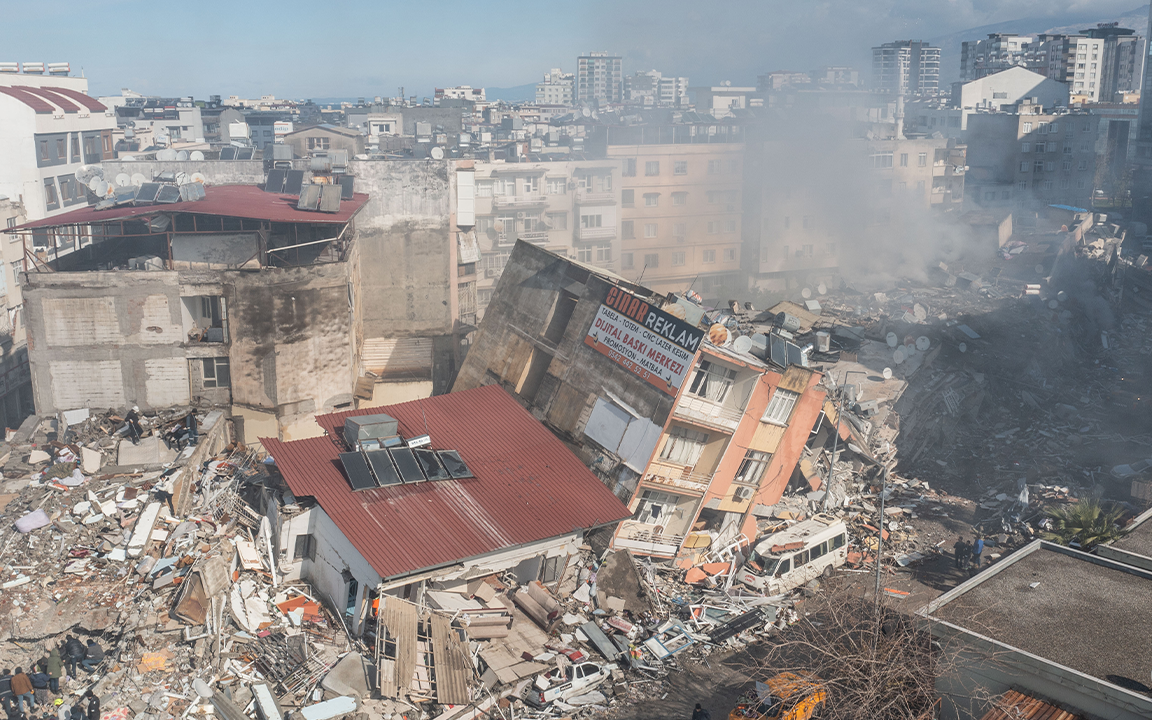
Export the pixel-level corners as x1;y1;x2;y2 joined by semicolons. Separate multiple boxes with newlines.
917;152;927;167
293;534;316;561
70;134;80;161
871;151;893;168
763;389;798;425
622;252;634;270
1034;161;1044;173
726;219;736;233
643;253;659;268
547;212;567;230
39;139;49;161
1022;122;1032;133
56;138;66;159
899;153;908;167
644;193;660;207
707;221;719;234
688;360;736;402
546;177;565;194
1018;180;1028;190
723;248;736;262
702;249;716;264
734;450;771;486
580;214;602;228
672;192;687;206
202;358;231;388
1049;122;1058;134
523;176;539;195
307;137;330;150
1062;160;1072;171
1020;162;1029;173
635;489;682;524
621;189;634;207
43;178;59;211
916;180;925;192
623;159;636;177
1045;162;1054;172
644;223;658;238
1021;142;1031;153
10;261;22;287
477;180;493;197
645;161;660;176
1043;179;1053;190
727;159;739;174
674;160;688;175
577;246;593;262
595;243;612;262
1077;160;1087;170
707;159;721;174
674;222;687;238
622;220;635;239
672;251;686;266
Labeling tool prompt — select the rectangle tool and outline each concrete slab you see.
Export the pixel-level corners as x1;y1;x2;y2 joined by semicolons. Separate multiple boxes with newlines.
117;435;177;466
320;652;371;699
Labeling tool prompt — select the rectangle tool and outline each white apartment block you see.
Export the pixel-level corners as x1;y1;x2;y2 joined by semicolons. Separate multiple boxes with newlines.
471;160;621;318
576;53;623;105
624;70;689;108
872;41;941;95
0;67;116;222
536;69;574;106
960;34;1040;82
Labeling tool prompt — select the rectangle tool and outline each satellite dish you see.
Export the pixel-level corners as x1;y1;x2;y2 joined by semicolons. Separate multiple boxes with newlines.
708;323;732;347
190;172;207;184
1048;299;1058;309
958;342;968;353
893;348;906;365
882;368;893;380
915;336;930;352
430;146;445;160
86;176;102;191
189;150;205;161
1034;264;1045;275
75;165;103;184
115;173;131;187
733;335;753;354
1056;290;1067;303
176;150;189;161
158;148;177;161
886;332;898;348
817;282;827;295
582;107;591;117
124;127;135;138
122;155;136;161
801;287;812;299
175;172;189;185
130;173;147;186
91;179;109;196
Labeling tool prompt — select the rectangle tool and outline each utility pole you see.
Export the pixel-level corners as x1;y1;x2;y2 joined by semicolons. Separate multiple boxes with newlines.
873;464;891;602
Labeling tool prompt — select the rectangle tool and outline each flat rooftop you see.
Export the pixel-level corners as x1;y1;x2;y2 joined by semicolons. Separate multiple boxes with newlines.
1110;515;1152;559
927;542;1152;688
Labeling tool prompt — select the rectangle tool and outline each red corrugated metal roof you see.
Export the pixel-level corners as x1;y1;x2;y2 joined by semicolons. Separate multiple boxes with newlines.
979;690;1083;720
16;86;80;113
262;385;632;581
40;86;106;112
11;184;370;231
0;86;54;113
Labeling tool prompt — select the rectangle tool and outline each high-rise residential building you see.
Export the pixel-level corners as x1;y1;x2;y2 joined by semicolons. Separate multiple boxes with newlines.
1134;5;1152;166
535;68;574;106
960;34;1041;82
871;40;941;95
1034;27;1146;103
624;70;689;108
576;52;623;105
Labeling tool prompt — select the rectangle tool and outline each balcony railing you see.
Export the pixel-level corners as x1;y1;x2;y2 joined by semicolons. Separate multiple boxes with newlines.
493;194;547;208
673;394;743;432
518;230;550;243
643;459;711;493
614;520;685;556
575;190;617;204
577;225;616;241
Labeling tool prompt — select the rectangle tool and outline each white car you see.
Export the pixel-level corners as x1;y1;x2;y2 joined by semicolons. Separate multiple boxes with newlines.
523;661;613;708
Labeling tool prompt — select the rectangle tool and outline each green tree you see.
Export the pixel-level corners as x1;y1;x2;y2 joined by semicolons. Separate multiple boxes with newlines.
1041;499;1126;549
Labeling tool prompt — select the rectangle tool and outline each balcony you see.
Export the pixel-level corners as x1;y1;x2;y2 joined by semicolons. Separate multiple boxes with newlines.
673;394;743;433
575;190;617;205
614;520;684;557
642;459;711;493
493;194;547;209
517;230;550;244
577;225;616;241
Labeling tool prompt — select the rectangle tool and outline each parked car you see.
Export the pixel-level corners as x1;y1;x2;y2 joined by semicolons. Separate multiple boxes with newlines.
523;661;613;708
728;672;826;720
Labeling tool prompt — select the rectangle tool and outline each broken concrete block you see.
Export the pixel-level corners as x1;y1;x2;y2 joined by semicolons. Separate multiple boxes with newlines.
82;447;102;474
28;450;50;464
320;652;370;699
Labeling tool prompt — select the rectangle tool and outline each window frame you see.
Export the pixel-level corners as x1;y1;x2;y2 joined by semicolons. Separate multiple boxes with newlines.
762;388;799;426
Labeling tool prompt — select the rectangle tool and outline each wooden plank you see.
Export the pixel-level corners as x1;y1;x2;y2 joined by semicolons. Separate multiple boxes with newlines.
430;614;470;705
379;597;419;699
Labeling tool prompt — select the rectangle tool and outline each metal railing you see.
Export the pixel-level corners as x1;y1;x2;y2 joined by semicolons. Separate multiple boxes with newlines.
643;459;712;492
575;191;616;204
615;520;685;555
518;230;549;243
576;225;616;240
493;194;546;208
673;394;743;431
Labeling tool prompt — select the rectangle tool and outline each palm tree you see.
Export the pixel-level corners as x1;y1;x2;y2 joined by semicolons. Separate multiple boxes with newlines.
1041;499;1126;549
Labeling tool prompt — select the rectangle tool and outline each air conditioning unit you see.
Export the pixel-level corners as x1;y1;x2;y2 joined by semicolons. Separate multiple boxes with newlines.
733;487;753;503
516;211;527;219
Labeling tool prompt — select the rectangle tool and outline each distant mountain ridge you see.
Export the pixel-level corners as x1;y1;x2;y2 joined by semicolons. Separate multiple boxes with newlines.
931;4;1150;83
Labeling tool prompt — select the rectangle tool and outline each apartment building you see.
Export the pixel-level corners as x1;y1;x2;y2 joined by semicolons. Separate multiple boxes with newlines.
966;106;1098;209
1035;27;1145;103
1132;5;1152;170
576;52;623;105
470;159;621;318
0;68;116;222
453;242;827;556
100;92;206;152
536;68;574;106
690;85;758;119
606;126;745;298
435;86;485;103
871;41;941;96
624;70;689;108
959;34;1040;82
0;199;33;431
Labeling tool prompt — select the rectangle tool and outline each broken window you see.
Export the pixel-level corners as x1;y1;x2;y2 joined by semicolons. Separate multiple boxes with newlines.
635;489;682;524
183;296;228;343
763;389;799;425
734;450;771;486
293;534;316;561
202;358;231;388
659;426;709;467
688;360;736;403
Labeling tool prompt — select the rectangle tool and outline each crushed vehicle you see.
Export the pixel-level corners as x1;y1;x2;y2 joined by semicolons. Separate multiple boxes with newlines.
739;514;848;594
523;660;615;708
729;672;827;720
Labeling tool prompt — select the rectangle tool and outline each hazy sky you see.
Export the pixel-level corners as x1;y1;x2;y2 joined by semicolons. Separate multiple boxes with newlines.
3;0;1145;99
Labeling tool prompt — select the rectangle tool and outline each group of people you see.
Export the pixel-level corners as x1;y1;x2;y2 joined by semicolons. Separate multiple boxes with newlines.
0;637;104;720
953;535;985;572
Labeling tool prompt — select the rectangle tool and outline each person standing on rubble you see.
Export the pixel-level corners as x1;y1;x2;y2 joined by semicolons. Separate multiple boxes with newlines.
82;692;98;720
80;641;103;674
0;669;15;718
124;407;143;445
971;535;985;571
953;536;968;569
42;648;62;695
9;668;35;716
691;703;711;720
62;637;84;680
